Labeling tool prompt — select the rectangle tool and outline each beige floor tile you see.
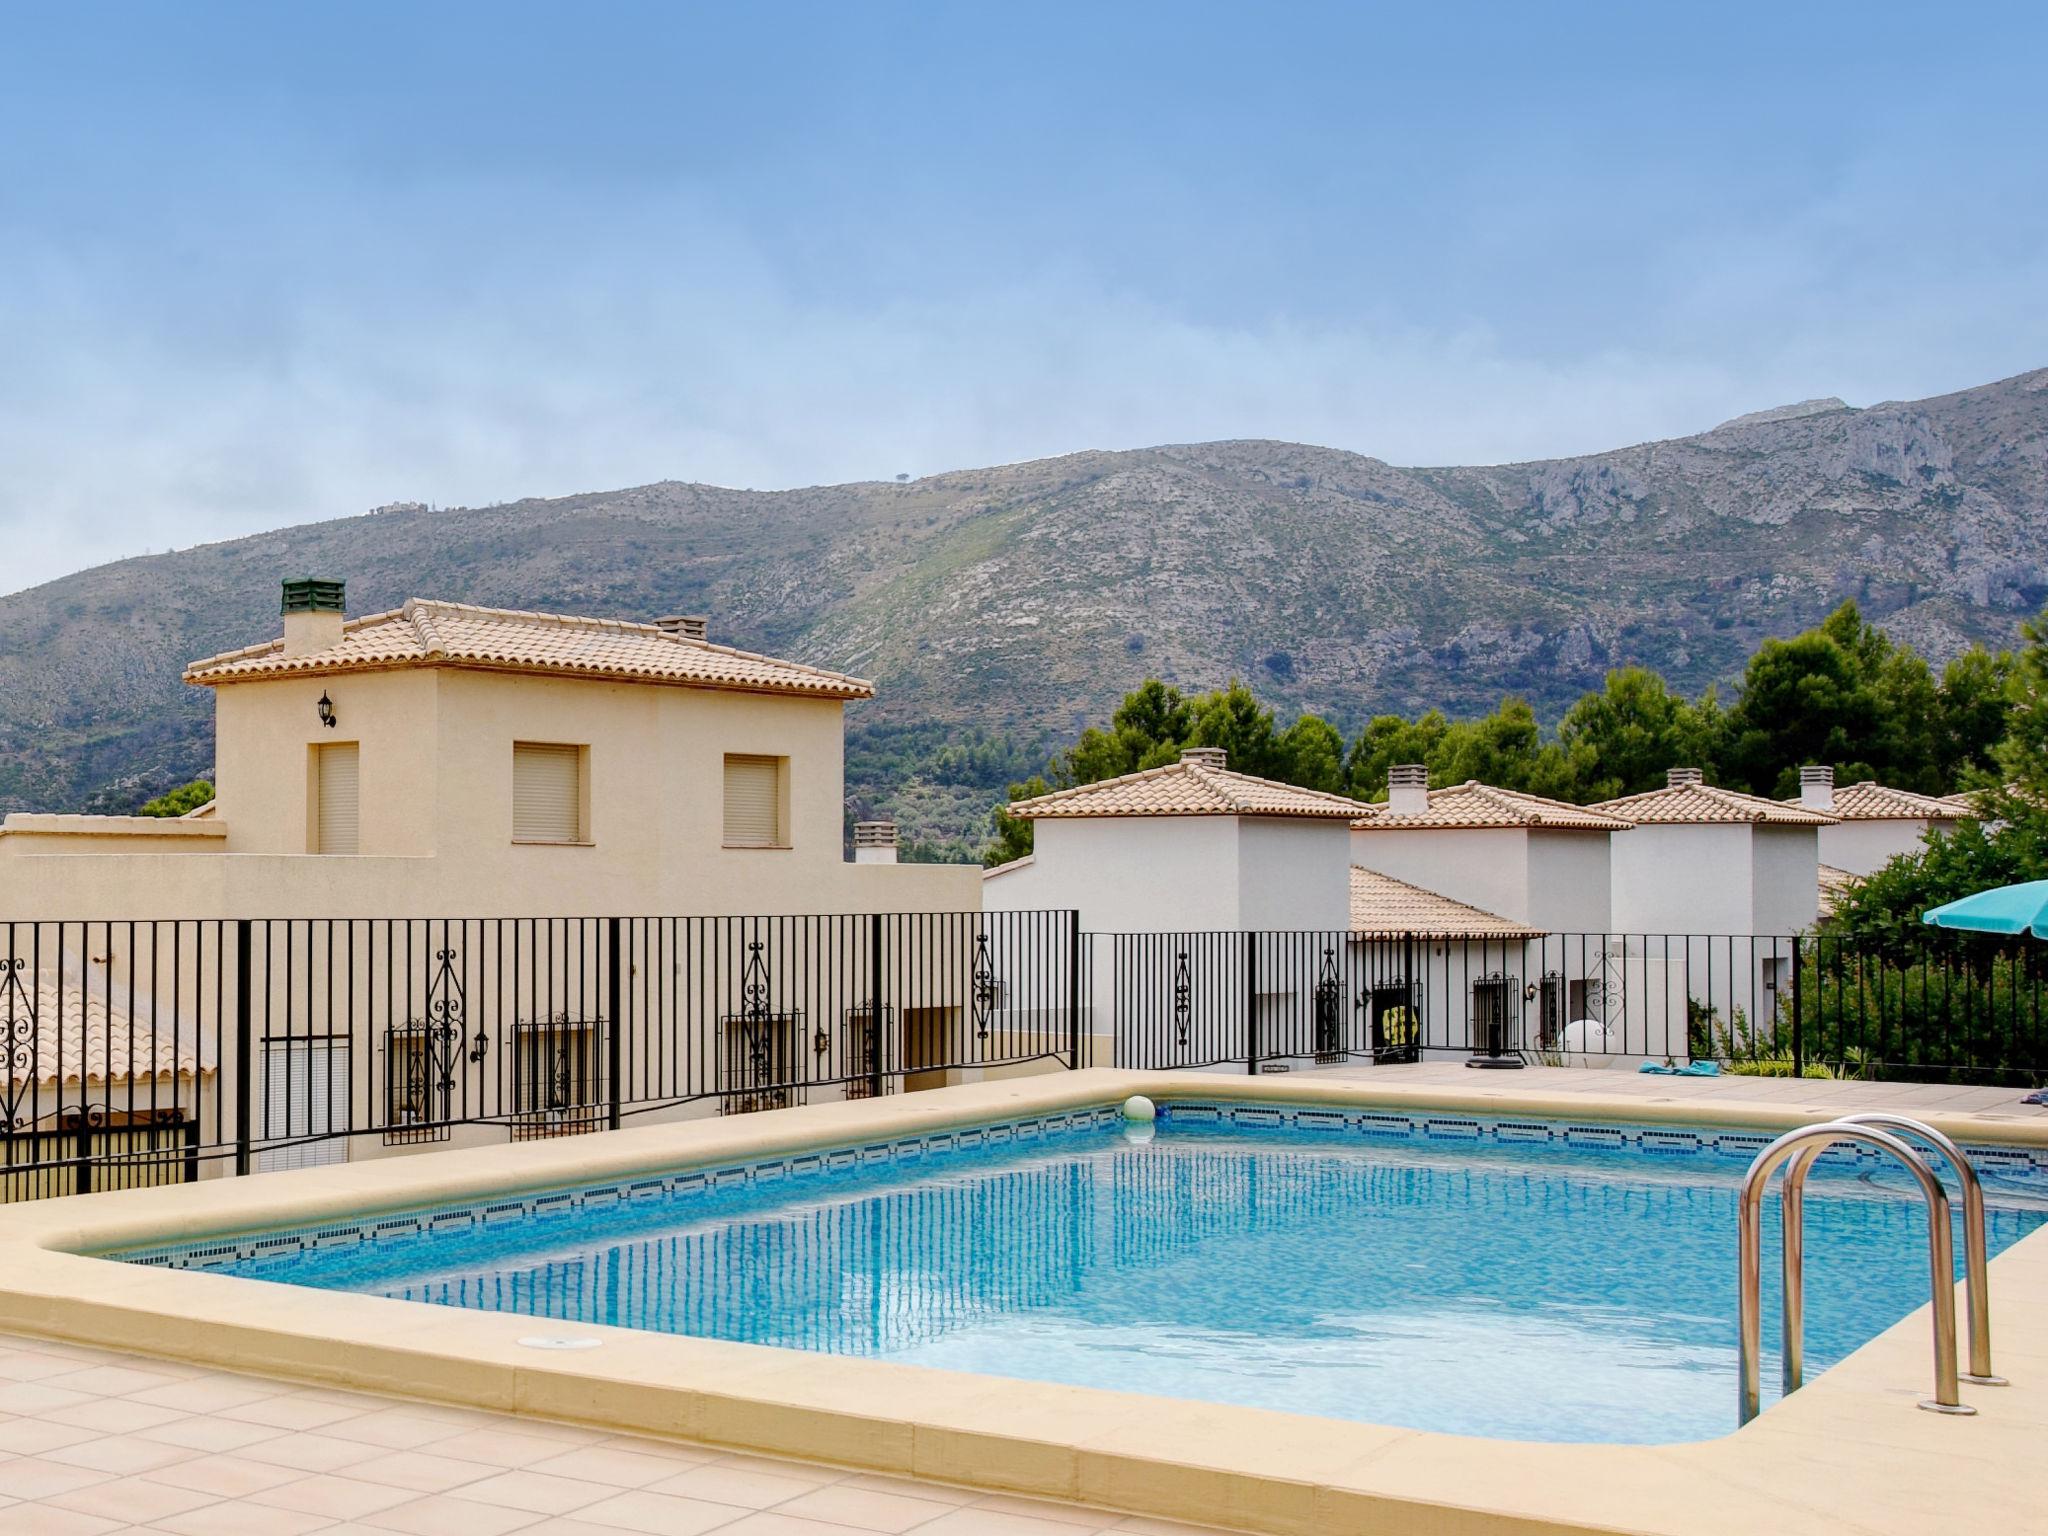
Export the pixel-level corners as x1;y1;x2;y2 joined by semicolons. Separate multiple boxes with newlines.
0;1460;113;1502
566;1488;753;1535
0;1355;92;1385
146;1451;311;1497
910;1507;1105;1536
338;1448;497;1495
0;1386;93;1419
962;1492;1107;1527
236;1432;387;1474
43;1396;189;1434
524;1445;690;1489
1104;1517;1244;1534
0;1425;101;1460
830;1474;975;1508
247;1472;422;1519
458;1470;619;1516
138;1414;291;1453
127;1375;289;1414
325;1411;478;1451
426;1428;593;1469
43;1365;183;1398
38;1434;193;1475
648;1462;823;1510
42;1472;220;1524
775;1483;960;1532
0;1503;125;1535
152;1498;341;1536
584;1434;718;1467
704;1454;841;1487
359;1492;550;1535
709;1515;903;1536
219;1396;370;1432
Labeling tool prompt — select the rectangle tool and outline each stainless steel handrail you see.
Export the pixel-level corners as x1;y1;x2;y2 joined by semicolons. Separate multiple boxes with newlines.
1782;1113;2004;1391
1738;1121;1973;1425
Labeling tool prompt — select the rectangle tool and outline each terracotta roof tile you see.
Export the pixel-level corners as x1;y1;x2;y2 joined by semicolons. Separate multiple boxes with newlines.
1589;781;1837;826
1351;781;1633;832
1349;866;1545;938
1006;759;1372;821
1816;864;1862;919
1786;782;1967;821
184;600;873;700
3;970;215;1093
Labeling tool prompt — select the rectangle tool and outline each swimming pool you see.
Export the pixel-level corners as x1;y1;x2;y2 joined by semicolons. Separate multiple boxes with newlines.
116;1100;2048;1444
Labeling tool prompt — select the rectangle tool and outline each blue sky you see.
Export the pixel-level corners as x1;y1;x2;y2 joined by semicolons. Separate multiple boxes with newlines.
3;1;2044;593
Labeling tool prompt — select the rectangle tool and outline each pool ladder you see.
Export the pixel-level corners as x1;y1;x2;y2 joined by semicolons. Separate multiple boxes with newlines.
1737;1113;2006;1426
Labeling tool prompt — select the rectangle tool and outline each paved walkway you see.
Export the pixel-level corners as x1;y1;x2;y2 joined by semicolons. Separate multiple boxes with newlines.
0;1334;1231;1536
1305;1059;2048;1121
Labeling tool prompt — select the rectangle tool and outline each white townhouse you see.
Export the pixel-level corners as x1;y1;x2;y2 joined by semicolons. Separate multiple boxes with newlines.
1783;764;1969;879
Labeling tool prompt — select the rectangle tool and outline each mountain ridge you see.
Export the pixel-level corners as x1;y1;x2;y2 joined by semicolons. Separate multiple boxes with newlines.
4;366;2045;852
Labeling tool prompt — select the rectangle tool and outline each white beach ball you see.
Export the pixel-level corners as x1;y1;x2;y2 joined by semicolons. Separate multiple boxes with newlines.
1121;1094;1156;1122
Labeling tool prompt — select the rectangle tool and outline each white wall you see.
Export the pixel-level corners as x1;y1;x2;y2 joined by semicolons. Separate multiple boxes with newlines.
1609;823;1756;935
1818;818;1939;878
1523;831;1614;933
1235;818;1353;930
1749;824;1822;937
1349;827;1532;923
985;816;1242;932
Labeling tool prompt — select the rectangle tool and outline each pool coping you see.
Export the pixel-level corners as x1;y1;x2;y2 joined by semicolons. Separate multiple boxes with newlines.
0;1068;2044;1536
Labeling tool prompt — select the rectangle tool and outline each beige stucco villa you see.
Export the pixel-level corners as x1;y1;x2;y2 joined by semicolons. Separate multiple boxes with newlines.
0;579;978;919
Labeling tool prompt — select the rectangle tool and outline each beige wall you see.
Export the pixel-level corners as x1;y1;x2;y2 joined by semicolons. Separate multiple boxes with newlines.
2;666;980;919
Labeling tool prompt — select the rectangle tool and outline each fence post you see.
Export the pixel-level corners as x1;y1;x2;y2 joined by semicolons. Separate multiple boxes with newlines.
1245;931;1259;1075
1791;934;1804;1079
1066;911;1083;1070
869;913;886;1099
607;917;624;1133
233;919;252;1177
73;1109;92;1197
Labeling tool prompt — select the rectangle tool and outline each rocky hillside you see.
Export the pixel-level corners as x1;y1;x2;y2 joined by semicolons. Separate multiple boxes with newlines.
3;367;2045;852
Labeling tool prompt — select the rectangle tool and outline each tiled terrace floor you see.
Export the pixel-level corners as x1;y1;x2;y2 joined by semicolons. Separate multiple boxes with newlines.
1306;1059;2048;1121
0;1334;1234;1536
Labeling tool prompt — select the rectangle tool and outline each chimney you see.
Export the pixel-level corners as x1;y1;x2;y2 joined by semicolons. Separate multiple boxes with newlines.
1667;767;1705;788
1798;764;1835;811
655;614;709;642
1179;747;1228;770
852;820;898;865
1387;763;1429;815
280;578;345;657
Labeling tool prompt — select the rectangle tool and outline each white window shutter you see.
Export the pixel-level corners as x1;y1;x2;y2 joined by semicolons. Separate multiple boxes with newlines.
316;743;359;855
514;743;582;842
257;1039;349;1172
723;755;782;846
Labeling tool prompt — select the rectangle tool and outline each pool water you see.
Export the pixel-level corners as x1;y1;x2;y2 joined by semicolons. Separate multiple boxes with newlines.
150;1111;2048;1443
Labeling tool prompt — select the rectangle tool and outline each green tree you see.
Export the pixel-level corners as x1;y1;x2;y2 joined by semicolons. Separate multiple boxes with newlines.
983;774;1051;867
138;779;213;817
1557;669;1722;800
1345;711;1450;800
1277;713;1347;794
1057;679;1191;786
1934;647;2014;786
1184;680;1284;777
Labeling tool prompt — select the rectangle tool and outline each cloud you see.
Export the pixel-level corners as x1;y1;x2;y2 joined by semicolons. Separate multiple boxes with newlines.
2;170;2044;597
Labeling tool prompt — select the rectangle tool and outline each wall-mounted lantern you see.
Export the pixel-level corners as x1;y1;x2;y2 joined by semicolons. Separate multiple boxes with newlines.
316;692;337;729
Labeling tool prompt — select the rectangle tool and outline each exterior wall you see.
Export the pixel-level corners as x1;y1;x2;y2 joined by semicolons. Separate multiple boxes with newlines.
1;668;978;919
1818;818;1942;878
1609;823;1756;935
1524;830;1613;933
0;817;226;856
1749;824;1822;937
1234;818;1353;930
984;817;1242;933
1348;827;1532;923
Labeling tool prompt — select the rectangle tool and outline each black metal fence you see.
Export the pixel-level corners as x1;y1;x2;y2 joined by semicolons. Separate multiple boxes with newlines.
1102;928;2048;1085
1;912;1081;1197
5;913;2043;1202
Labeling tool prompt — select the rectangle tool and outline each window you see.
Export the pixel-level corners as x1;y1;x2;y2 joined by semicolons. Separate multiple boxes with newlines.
511;1017;602;1139
256;1037;350;1171
723;754;785;847
313;743;359;855
513;742;584;843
